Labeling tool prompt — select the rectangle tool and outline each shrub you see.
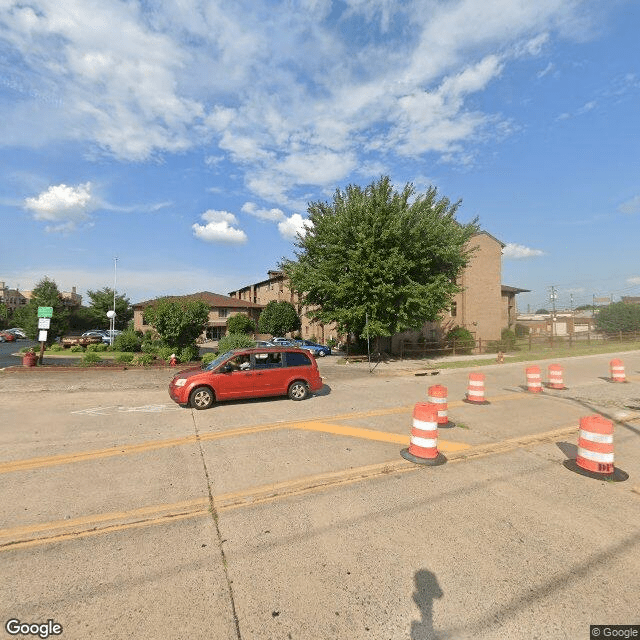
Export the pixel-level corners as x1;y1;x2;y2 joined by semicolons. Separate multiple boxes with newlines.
48;343;64;352
216;333;256;354
514;323;529;338
226;313;256;334
157;346;175;362
81;351;101;366
113;330;142;353
115;352;135;364
487;329;519;353
326;337;337;349
179;345;200;363
201;352;217;366
141;340;160;354
132;353;155;366
445;326;475;354
70;345;84;353
86;343;108;352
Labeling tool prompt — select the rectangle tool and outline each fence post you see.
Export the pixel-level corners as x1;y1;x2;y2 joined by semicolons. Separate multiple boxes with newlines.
529;333;532;351
478;337;482;354
453;339;456;356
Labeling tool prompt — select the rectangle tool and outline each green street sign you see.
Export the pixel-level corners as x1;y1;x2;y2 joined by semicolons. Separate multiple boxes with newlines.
37;306;54;318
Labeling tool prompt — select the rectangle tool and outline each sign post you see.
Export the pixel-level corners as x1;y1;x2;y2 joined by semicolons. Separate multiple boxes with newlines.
37;307;53;365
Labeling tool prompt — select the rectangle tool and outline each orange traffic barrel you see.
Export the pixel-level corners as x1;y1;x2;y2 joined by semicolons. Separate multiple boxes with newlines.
428;385;448;426
609;359;626;383
547;364;566;389
463;372;489;404
576;415;614;475
401;403;446;466
526;365;542;393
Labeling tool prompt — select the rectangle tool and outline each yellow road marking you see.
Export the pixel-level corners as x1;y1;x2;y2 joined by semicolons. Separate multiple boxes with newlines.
0;391;548;475
290;421;471;451
0;423;581;552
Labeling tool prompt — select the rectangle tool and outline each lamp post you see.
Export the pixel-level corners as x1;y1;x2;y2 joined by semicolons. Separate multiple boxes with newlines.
107;309;116;346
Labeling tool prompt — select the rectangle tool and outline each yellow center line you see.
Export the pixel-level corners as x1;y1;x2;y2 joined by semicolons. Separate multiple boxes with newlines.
0;422;584;552
0;391;551;475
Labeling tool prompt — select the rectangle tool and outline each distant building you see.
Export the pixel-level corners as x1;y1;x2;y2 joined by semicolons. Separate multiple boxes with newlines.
0;281;82;312
516;310;596;336
621;296;640;305
132;292;263;341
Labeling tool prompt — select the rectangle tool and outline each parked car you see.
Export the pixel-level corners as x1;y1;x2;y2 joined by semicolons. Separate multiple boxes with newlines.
0;331;16;342
271;338;297;346
294;339;332;357
254;340;275;348
6;328;26;339
169;346;324;410
82;330;107;338
101;330;122;344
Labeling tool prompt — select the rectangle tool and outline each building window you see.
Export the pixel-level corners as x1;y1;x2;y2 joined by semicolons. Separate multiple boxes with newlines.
450;301;457;317
218;309;228;318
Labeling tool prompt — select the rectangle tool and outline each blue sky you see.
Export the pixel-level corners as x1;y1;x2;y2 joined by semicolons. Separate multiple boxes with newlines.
1;0;639;314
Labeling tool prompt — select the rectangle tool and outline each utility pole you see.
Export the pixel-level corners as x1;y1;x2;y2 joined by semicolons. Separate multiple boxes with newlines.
549;285;557;343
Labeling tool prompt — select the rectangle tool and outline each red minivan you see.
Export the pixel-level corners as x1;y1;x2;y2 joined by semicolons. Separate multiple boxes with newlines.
169;347;324;410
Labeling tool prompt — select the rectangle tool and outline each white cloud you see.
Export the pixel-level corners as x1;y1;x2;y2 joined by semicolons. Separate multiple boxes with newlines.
503;243;545;259
626;276;640;286
24;182;97;231
618;195;640;215
241;202;285;222
1;0;599;202
278;214;312;241
192;209;247;244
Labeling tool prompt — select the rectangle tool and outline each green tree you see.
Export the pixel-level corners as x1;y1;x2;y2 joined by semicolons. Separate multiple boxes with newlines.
281;176;479;341
86;287;133;330
143;298;210;350
0;302;7;329
595;302;640;333
12;277;69;343
535;308;549;314
257;300;301;336
226;313;256;334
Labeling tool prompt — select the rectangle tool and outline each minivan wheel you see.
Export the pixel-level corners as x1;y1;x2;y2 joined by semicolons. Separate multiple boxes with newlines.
190;386;214;410
288;381;309;401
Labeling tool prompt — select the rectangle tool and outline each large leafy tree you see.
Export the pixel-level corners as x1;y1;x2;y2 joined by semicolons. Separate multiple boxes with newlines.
13;277;69;342
281;176;480;339
258;301;301;336
595;302;640;333
86;287;133;330
226;313;256;334
143;298;210;349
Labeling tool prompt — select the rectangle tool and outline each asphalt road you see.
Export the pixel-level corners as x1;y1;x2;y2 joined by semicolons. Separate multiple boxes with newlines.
0;339;37;368
1;352;639;639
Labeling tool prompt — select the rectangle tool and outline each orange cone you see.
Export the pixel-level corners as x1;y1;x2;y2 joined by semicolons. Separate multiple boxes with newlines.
576;415;614;475
463;372;489;404
610;359;626;383
525;365;542;393
427;384;449;426
401;403;446;465
547;364;566;389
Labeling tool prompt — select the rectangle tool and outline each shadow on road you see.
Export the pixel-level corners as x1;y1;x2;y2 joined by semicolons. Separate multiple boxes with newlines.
410;569;444;640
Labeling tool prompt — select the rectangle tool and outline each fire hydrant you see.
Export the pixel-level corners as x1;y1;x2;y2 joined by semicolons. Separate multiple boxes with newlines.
496;351;504;364
169;353;177;367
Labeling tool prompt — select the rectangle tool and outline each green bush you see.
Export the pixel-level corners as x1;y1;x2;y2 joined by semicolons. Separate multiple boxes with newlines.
445;326;475;354
201;352;217;366
70;345;85;353
81;351;101;366
86;343;108;352
514;323;529;338
113;330;142;353
115;352;135;364
157;346;175;362
179;345;200;363
226;313;256;334
326;337;337;349
217;333;256;354
48;343;64;352
141;340;160;354
132;353;155;366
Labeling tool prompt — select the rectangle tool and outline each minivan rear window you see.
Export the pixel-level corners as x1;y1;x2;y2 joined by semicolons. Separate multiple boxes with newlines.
285;351;311;367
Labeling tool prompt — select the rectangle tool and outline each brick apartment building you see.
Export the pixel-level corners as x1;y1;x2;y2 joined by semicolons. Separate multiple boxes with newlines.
228;231;528;350
132;292;262;340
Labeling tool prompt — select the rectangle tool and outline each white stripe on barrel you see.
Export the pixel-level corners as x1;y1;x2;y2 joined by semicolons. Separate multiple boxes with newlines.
428;385;448;424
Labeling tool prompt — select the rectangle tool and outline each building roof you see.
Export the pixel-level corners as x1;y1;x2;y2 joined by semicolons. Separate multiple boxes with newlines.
501;285;530;294
133;291;263;309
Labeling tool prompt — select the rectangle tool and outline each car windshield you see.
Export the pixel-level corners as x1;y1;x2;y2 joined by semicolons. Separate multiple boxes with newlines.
202;351;234;371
